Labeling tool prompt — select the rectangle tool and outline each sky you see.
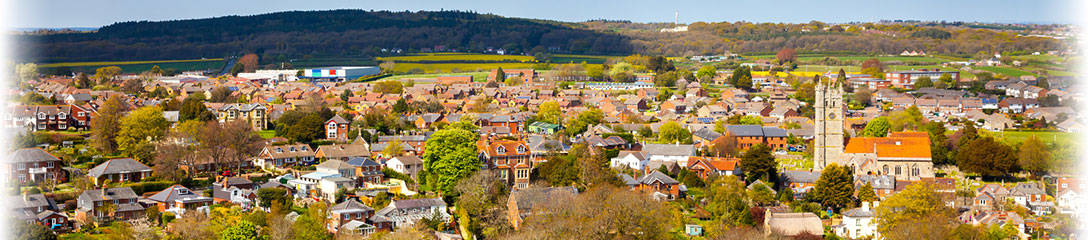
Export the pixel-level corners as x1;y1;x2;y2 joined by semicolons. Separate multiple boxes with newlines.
10;0;1079;29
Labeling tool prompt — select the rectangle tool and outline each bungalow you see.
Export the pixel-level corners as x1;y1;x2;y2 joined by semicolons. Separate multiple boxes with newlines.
146;185;214;216
642;143;696;167
315;142;372;162
686;157;740;179
86;158;152;186
624;171;683;200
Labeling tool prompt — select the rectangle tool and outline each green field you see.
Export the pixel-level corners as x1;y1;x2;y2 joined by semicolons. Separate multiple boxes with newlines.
983;130;1076;146
391;62;537;74
378;71;491;82
746;54;952;64
38;59;226;74
550;54;615;64
377;53;534;62
972;66;1037;77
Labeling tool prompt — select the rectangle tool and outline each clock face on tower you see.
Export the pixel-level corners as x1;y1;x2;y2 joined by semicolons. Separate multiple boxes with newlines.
828;113;836;120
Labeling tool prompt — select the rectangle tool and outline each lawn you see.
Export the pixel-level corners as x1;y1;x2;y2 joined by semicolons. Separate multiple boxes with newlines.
377;53;535;62
257;130;276;139
983;130;1076;146
972;66;1037;77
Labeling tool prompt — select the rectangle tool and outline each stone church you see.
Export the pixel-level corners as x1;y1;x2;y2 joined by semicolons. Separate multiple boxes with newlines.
813;77;845;170
811;75;935;180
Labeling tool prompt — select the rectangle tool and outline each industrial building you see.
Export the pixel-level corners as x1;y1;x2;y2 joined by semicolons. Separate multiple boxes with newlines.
303;66;380;81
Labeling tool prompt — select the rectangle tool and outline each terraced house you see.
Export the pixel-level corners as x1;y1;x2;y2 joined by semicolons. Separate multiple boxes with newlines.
9;104;93;131
215;103;268;130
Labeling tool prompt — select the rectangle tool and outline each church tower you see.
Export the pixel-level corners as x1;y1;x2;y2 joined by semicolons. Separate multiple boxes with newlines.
813;75;845;170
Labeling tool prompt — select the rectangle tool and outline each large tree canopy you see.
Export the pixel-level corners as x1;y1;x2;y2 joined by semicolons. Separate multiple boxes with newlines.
423;127;481;193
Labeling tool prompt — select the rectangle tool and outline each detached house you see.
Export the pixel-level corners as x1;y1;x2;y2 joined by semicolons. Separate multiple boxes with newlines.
372;198;450;229
75;187;145;222
329;199;378;235
326;115;350;141
257;143;316;168
686;157;740;179
620;171;683;200
215;103;268;130
478;138;534;189
12;193;69;231
86;158;152;186
146;185;214;216
7;148;66;185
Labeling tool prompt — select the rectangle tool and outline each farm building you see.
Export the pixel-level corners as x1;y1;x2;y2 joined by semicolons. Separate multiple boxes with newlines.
303;66;381;81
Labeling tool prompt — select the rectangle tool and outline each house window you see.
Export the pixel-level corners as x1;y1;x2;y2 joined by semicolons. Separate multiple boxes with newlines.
47;161;53;168
496;146;506;155
38;113;45;119
58;124;66;129
882;165;888;174
517;145;526;154
895;166;901;175
17;163;25;170
58;113;66;119
78;112;85;117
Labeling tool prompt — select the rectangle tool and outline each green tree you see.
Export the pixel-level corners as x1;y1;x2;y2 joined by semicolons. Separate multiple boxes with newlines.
747;181;776;206
15;223;56;240
704;177;753;226
888;106;923;131
731;66;753;90
739;144;777;184
956;137;1018;178
860;117;891;137
286;114;325;143
563;109;603;136
373;81;404;94
860;59;883;78
854;87;872;106
92;96;128;154
116;106;170;162
382;138;404;158
291;202;330;240
495;67;507;82
423;128;480;193
392;98;409;114
696;65;717;81
537;101;561;124
857;182;879;203
220;220;261;240
1017;135;1050;176
150;65;164;75
16;63;38;85
505;76;523;86
179;95;214;121
914;76;933;89
922;122;953;166
938;73;954;89
657;121;692;144
812;164;855;211
874;182;952;239
93;66;123;84
257;188;291;209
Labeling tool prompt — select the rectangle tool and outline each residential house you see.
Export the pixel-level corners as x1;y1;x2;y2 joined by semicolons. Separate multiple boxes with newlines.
623;171;683;200
86;158;152;186
315;142;371;162
610;151;648;170
764;211;824;237
12;193;69;231
385;156;423;180
215;103;268;130
75;187;145;222
478;138;533;189
834;202;879;239
146;185;214;216
782;170;821;199
326;115;350;141
722;125;788;151
7;148;65;184
507;187;579;230
257;143;316;168
372;198;450;229
329;199;377;235
641;143;696;167
686;157;740;179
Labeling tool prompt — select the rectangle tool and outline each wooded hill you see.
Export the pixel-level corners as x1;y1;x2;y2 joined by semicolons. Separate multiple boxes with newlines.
20;10;1066;63
21;10;634;62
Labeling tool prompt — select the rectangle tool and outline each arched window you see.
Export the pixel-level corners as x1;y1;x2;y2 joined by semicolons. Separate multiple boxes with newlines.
496;146;506;155
517;145;526;154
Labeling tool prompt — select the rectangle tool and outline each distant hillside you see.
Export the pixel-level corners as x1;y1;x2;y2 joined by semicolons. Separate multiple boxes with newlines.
20;10;634;62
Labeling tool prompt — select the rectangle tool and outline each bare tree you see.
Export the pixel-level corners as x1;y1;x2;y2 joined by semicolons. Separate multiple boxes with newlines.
223;120;266;173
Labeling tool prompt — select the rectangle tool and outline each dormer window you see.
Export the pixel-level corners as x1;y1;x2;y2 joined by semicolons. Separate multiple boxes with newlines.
275;148;283;153
38;113;45;119
58;113;66;119
516;145;526;154
496;146;506;155
289;147;296;152
178;188;190;195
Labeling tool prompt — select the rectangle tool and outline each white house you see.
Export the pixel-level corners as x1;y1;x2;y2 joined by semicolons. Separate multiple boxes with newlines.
610;151;648;170
1057;190;1080;215
642;143;696;167
834;202;879;239
385;156;423;179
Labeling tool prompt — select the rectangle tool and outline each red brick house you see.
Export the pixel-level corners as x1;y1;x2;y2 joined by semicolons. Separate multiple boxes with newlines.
686;157;740;179
326;115;350;141
8;148;66;185
478;138;533;189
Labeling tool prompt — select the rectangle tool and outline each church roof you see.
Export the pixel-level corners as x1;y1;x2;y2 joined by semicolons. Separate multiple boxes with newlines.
845;132;931;159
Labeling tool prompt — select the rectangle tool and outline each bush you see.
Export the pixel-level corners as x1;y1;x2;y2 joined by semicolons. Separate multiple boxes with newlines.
64;199;77;211
125;181;174;195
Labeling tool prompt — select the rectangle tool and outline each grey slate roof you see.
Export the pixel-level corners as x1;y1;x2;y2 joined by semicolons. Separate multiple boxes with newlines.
86;158;152;178
726;125;765;136
782;170;821;184
13;148;59;163
843;206;875;218
693;127;722;141
330;199;374;214
642;143;696;156
639;171;679;185
618;174;639;186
